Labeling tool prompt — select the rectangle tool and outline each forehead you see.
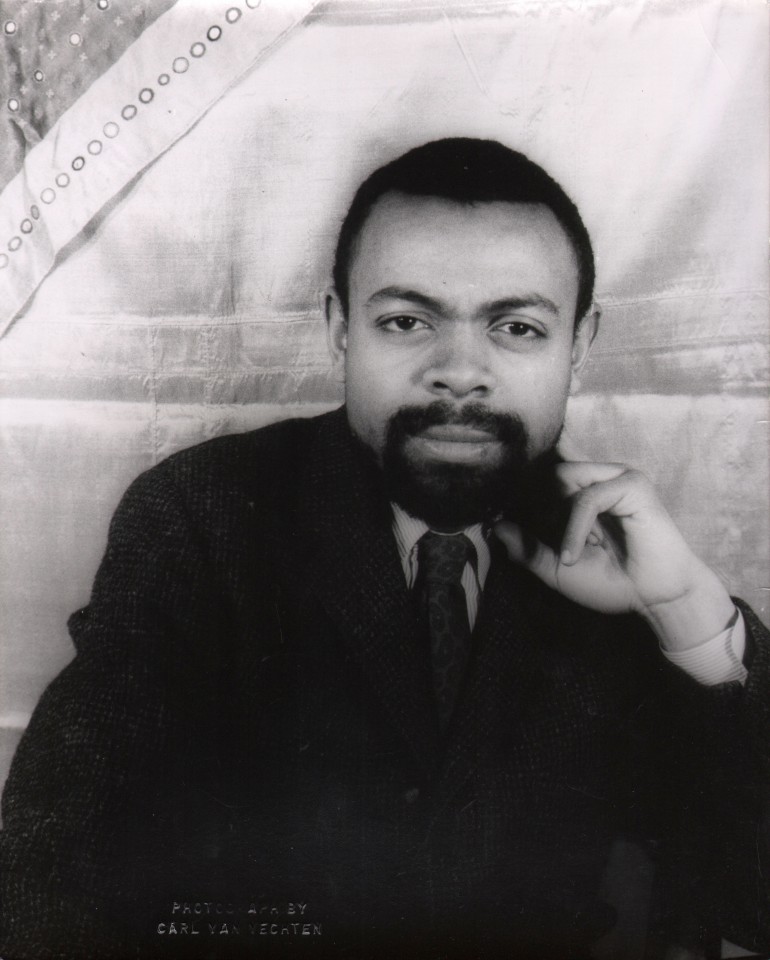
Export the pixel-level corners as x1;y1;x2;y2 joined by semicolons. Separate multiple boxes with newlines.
348;192;580;312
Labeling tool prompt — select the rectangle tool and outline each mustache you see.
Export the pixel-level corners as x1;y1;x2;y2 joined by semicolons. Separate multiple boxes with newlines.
387;401;527;446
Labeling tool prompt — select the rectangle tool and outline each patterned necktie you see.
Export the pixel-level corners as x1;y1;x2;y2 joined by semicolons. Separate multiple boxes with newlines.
416;531;475;729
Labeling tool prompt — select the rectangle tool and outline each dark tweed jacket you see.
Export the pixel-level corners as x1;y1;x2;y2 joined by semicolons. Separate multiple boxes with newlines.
1;408;768;960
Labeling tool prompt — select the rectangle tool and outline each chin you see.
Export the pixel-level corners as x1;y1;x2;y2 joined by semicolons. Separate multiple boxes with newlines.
390;464;514;529
350;400;563;529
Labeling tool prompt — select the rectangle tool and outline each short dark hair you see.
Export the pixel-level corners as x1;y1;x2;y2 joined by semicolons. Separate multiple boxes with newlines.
333;137;595;323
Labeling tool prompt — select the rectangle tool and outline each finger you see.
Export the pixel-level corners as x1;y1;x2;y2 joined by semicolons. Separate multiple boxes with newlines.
494;521;561;590
555;461;629;496
560;472;646;565
555;431;589;463
586;525;603;547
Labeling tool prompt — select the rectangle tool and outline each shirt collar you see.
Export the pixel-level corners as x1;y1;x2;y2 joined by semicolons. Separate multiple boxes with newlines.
390;501;492;588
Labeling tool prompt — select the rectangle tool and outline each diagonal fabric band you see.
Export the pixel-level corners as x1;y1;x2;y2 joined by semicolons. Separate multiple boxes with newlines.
416;531;475;729
0;0;317;338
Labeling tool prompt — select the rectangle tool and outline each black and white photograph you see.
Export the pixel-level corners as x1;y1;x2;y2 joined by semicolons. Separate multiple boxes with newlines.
0;1;768;958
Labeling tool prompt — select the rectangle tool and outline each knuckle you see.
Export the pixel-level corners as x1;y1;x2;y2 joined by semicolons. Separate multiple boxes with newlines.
554;462;576;487
573;486;598;509
623;467;649;487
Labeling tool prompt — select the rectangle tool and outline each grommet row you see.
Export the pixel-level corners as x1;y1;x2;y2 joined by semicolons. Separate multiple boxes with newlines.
1;2;262;269
111;5;262;124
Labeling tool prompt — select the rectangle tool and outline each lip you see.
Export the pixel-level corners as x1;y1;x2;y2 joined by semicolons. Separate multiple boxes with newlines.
417;425;498;443
405;429;503;465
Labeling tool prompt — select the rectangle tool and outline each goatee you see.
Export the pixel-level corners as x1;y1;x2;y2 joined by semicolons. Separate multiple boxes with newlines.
368;401;561;531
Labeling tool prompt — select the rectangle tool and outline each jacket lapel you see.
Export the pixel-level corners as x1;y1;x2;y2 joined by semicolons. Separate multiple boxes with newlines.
436;543;560;800
289;409;441;768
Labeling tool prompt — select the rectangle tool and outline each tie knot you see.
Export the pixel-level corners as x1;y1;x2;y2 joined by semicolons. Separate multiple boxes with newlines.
417;531;474;586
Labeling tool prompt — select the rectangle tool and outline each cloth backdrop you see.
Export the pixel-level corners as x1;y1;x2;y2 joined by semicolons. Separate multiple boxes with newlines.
0;0;767;893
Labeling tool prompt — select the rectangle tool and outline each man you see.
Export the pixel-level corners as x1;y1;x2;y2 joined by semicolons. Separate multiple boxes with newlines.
1;139;768;960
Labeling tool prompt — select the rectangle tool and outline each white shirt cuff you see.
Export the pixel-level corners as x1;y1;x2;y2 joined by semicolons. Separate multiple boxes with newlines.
661;609;748;686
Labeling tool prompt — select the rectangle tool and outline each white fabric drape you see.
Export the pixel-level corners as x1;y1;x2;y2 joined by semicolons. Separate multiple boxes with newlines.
0;0;767;807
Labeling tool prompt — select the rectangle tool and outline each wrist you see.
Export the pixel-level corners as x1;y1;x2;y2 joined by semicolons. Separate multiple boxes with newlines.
641;562;736;653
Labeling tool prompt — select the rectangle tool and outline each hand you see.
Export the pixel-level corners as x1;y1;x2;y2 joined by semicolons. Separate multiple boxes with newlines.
494;462;736;652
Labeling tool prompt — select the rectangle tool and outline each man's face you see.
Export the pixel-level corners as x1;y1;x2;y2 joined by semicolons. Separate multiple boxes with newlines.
326;192;597;528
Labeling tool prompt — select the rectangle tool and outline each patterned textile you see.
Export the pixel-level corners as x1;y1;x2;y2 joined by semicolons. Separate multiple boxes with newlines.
0;0;176;190
415;531;475;728
0;0;315;328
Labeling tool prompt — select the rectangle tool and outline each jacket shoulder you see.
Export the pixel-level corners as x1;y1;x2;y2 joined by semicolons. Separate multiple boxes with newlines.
168;409;329;474
98;410;341;553
129;409;336;501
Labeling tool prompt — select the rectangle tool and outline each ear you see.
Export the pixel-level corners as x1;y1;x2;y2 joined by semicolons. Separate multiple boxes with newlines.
324;288;348;382
569;306;600;395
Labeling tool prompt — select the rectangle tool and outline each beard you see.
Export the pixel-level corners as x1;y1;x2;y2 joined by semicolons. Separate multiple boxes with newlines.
364;401;562;531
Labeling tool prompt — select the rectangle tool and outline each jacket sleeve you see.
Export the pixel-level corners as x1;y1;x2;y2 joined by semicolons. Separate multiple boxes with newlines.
710;600;770;953
642;598;770;958
0;461;232;959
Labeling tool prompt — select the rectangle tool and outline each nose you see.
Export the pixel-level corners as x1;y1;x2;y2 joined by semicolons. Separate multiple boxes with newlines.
423;325;495;399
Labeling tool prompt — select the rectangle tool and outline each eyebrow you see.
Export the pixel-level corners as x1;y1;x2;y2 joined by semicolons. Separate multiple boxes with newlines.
366;287;447;313
485;295;561;318
366;286;561;319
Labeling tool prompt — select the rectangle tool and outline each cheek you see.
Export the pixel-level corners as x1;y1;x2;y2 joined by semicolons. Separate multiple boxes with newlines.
530;379;572;445
344;333;414;403
342;345;401;447
345;343;392;400
497;356;572;442
499;351;572;401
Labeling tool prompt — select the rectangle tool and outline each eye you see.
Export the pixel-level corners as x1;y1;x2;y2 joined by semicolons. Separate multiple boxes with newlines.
379;315;430;333
492;319;543;339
